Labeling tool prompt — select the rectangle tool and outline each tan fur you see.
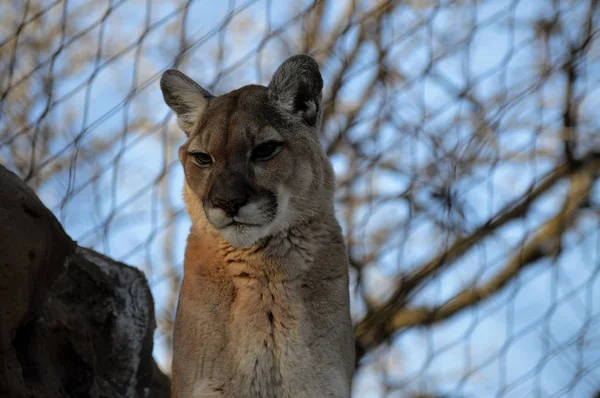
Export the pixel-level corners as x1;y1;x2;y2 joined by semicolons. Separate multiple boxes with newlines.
162;56;354;398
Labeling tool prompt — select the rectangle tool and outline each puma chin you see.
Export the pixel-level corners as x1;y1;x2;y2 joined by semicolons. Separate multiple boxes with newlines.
204;187;292;248
163;55;328;249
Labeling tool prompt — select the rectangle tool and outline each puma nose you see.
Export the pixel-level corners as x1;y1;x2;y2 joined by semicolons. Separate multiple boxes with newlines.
211;195;248;217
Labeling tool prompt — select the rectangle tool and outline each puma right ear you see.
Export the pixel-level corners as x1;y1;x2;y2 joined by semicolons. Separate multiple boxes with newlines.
160;69;213;135
268;55;323;127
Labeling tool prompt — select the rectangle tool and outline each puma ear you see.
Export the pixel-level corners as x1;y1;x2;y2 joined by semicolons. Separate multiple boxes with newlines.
160;69;213;135
268;55;323;127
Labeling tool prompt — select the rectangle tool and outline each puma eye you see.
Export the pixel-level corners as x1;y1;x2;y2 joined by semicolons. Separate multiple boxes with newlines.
252;141;283;161
190;152;212;166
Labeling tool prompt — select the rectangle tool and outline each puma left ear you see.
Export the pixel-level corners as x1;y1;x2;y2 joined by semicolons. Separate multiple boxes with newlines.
268;55;323;127
160;69;213;135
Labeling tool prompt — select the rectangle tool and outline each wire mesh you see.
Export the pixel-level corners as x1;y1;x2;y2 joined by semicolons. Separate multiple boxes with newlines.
1;0;599;396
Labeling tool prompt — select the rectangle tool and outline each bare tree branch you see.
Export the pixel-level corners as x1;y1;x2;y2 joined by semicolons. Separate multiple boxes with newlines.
360;156;598;338
355;152;600;361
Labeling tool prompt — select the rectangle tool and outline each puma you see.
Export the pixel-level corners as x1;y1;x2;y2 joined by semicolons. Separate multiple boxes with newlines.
160;55;354;398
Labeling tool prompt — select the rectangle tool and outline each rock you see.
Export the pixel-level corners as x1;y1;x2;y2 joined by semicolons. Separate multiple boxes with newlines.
0;165;170;397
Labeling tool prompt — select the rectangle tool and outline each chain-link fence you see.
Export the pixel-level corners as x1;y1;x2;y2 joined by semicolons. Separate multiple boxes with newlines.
2;0;600;396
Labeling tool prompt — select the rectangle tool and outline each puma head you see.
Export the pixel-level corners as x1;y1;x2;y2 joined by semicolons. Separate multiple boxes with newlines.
160;55;335;248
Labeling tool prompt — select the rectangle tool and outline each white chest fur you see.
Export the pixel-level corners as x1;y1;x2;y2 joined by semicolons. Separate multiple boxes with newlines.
227;275;309;397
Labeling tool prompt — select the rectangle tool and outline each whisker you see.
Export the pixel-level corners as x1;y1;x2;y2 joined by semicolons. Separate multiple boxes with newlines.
310;174;335;188
270;218;286;230
286;195;325;205
283;206;311;224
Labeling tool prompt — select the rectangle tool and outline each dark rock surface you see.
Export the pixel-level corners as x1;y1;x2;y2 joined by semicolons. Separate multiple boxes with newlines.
0;165;170;397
